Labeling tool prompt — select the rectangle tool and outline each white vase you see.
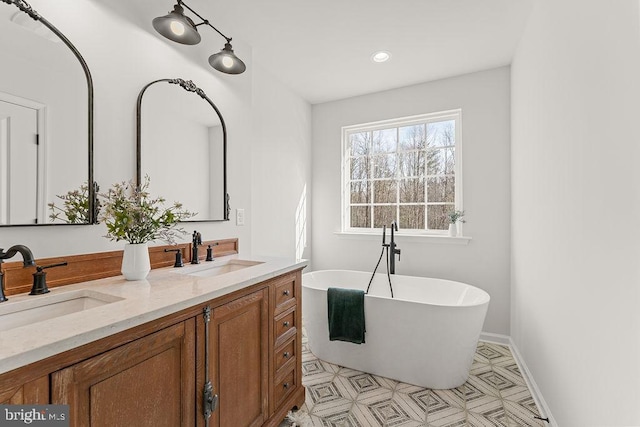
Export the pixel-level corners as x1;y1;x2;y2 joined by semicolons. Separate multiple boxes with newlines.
448;223;457;237
121;243;151;280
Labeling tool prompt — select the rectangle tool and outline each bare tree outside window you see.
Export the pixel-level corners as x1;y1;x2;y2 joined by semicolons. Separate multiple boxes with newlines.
344;112;460;232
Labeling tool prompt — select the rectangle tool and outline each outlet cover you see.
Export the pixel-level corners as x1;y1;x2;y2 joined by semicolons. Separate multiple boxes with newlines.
236;208;245;226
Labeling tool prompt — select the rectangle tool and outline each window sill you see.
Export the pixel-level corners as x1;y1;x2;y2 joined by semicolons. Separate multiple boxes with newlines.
334;231;472;245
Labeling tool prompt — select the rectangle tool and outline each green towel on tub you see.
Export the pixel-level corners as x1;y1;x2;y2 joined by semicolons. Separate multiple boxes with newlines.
327;287;365;344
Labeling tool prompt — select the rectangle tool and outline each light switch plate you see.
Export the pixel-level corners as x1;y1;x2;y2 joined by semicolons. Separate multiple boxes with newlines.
236;208;245;226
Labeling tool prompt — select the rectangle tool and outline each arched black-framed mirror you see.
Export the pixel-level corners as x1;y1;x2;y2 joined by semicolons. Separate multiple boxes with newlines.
0;0;95;226
136;78;229;221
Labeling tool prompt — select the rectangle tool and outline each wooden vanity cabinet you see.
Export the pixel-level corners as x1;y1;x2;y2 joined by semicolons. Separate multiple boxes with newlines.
0;267;304;427
197;269;304;427
52;319;196;427
269;271;303;423
199;288;270;427
0;376;49;405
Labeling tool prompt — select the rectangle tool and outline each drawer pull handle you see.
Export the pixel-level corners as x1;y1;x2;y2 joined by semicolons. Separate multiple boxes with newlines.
283;382;290;389
283;351;290;359
283;290;290;296
283;321;290;327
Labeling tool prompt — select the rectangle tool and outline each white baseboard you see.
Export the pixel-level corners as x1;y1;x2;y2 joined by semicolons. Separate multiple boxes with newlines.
479;332;511;346
479;332;557;426
508;338;557;426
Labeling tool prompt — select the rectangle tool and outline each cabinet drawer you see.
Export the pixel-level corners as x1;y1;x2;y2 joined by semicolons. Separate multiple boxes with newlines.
274;368;296;408
275;280;295;309
274;309;296;342
275;337;296;373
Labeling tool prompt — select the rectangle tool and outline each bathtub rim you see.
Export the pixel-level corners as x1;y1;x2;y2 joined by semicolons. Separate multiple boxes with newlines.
302;269;490;308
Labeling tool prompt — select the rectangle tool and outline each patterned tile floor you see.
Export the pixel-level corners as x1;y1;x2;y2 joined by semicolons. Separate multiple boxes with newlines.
281;333;545;427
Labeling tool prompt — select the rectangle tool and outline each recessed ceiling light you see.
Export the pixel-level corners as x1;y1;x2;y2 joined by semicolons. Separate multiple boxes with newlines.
371;51;391;63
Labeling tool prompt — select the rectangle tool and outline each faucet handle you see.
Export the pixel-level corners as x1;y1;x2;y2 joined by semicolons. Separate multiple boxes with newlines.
40;262;68;270
205;243;219;262
30;262;67;295
164;248;184;268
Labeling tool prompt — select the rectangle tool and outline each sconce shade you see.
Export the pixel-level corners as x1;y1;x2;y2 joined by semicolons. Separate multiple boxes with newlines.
153;1;246;74
208;42;246;75
152;4;201;45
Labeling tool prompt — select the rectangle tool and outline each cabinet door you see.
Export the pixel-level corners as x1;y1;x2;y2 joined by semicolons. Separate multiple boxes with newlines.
0;376;48;404
52;320;195;427
209;288;269;427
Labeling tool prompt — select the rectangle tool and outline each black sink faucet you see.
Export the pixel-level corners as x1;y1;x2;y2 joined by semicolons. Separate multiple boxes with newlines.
389;221;401;274
191;231;202;264
0;244;36;302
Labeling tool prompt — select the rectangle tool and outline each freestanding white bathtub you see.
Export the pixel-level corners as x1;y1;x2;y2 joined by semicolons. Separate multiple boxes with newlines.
302;270;490;389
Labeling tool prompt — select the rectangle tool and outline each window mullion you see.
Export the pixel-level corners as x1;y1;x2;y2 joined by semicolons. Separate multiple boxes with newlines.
369;131;374;229
396;126;400;226
424;145;428;230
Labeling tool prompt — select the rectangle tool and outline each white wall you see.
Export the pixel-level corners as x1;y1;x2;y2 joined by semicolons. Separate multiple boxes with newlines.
312;67;511;335
511;1;640;425
1;0;311;263
250;64;312;259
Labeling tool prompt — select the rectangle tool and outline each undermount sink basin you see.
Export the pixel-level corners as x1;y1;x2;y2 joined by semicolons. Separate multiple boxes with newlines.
0;289;123;331
175;259;264;278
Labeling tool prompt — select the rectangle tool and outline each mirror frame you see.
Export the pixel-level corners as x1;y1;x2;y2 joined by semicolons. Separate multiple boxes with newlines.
136;78;229;222
0;0;96;226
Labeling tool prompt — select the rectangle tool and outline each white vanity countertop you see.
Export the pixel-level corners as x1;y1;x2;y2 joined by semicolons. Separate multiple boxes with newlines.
0;253;307;374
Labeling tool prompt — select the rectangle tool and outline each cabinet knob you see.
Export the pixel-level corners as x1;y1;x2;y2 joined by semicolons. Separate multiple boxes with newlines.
283;290;290;296
283;321;290;327
283;351;290;359
283;382;290;389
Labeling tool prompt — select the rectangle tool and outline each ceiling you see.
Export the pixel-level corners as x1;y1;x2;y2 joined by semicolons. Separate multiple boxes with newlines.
99;0;533;104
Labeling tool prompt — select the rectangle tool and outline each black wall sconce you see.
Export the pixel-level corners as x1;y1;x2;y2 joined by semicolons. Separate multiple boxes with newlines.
153;0;246;75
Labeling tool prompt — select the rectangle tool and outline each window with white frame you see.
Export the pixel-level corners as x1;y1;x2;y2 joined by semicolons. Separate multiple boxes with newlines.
342;110;462;233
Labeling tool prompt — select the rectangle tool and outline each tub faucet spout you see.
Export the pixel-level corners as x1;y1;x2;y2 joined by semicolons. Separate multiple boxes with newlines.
389;221;401;274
